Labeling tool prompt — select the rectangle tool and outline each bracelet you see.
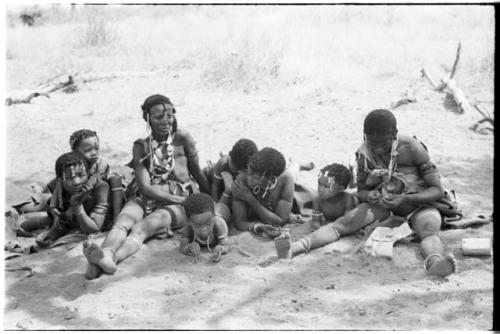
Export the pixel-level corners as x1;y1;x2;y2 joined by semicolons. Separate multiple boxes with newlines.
222;192;230;198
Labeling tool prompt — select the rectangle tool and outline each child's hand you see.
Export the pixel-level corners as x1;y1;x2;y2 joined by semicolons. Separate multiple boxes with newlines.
211;245;225;262
261;225;282;238
231;179;253;202
183;242;201;257
70;184;93;206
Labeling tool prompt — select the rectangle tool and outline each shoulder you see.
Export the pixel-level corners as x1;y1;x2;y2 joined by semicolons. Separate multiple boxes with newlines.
173;128;195;145
397;134;430;162
279;168;295;183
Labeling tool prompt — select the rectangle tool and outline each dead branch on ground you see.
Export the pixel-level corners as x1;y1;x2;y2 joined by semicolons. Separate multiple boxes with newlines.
6;69;168;106
421;42;472;114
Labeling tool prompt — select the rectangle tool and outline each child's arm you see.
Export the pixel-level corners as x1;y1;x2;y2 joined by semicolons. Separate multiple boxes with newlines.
72;181;109;233
181;130;211;195
132;142;186;205
211;216;229;262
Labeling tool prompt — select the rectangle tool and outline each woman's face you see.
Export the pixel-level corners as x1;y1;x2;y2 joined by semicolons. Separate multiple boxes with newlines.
366;132;396;155
148;104;175;137
75;136;100;165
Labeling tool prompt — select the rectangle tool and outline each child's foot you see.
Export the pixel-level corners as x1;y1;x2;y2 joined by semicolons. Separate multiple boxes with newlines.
425;254;457;277
85;264;103;280
83;241;117;274
299;161;315;171
275;231;293;259
220;171;234;194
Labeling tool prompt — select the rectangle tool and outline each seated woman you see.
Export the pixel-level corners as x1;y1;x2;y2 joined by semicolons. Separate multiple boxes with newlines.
275;109;456;278
229;147;294;238
82;94;210;279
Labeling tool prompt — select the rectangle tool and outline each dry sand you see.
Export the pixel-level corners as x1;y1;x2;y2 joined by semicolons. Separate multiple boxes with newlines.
3;5;494;330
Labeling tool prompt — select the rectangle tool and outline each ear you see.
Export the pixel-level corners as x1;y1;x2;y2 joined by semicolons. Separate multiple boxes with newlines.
393;129;398;138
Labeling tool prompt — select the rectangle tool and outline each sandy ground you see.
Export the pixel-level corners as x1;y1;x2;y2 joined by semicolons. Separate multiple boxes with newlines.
3;5;494;330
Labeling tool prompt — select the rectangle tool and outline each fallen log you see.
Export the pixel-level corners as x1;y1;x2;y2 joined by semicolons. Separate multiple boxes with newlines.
6;69;168;106
421;42;471;114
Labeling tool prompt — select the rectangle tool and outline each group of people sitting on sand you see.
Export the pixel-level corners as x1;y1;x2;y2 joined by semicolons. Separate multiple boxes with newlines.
13;93;458;280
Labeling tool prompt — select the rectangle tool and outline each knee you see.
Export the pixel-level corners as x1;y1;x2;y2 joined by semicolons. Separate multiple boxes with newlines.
112;213;136;232
412;210;441;239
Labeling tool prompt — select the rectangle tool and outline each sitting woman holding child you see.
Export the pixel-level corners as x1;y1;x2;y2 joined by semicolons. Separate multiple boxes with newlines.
82;94;210;279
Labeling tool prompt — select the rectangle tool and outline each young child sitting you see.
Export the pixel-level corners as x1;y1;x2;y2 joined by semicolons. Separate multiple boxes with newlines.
205;138;258;202
310;163;358;230
15;129;124;236
179;193;230;262
19;152;112;247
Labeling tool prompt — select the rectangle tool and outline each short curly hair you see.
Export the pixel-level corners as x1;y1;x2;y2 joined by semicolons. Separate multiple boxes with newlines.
248;147;286;178
320;163;351;188
183;193;215;218
364;109;397;136
229;138;258;171
69;129;98;151
55;151;89;178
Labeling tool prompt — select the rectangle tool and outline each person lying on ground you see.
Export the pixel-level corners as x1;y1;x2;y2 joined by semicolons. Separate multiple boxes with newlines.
19;151;111;247
275;109;457;278
82;94;208;279
204;138;258;202
230;147;294;238
179;193;230;262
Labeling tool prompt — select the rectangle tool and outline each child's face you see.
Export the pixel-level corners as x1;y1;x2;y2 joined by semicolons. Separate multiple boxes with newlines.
61;162;89;194
148;104;175;137
76;136;100;165
366;132;395;155
317;175;344;199
246;167;275;190
189;211;215;239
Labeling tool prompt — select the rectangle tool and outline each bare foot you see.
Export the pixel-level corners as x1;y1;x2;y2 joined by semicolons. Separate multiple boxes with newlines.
82;241;103;280
299;161;315;171
83;241;117;274
426;254;457;277
274;231;293;259
220;171;234;194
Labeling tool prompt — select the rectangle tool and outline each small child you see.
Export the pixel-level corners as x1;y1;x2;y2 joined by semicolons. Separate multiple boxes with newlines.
310;163;358;230
19;152;112;247
205;138;258;202
179;193;230;262
274;163;358;258
15;129;124;237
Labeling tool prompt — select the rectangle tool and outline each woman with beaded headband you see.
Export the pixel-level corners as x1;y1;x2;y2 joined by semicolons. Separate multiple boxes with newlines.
82;94;210;279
